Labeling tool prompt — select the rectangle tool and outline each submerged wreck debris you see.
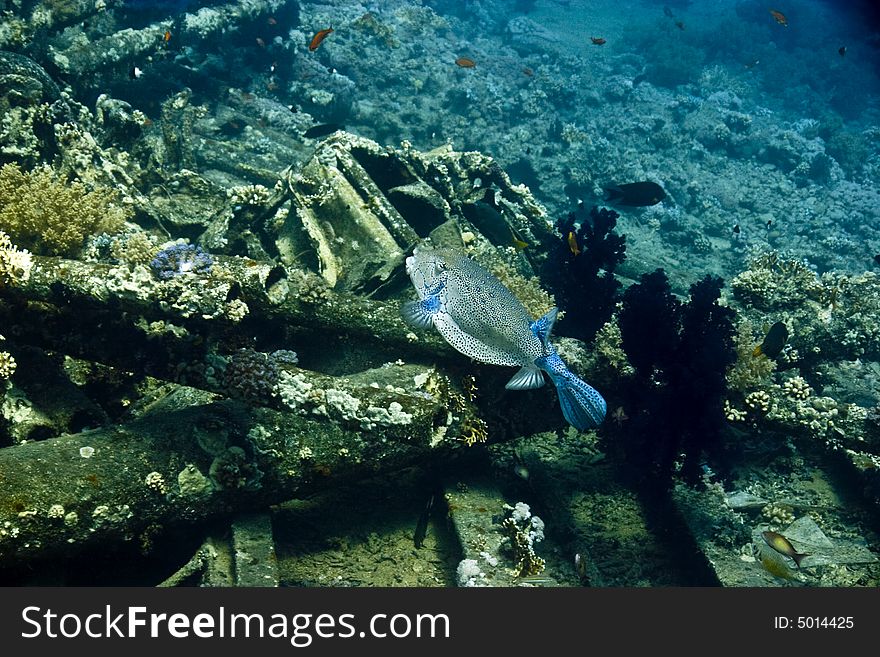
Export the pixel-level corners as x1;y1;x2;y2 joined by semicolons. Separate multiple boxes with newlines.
0;358;470;567
0;88;597;576
0;4;879;584
42;1;291;78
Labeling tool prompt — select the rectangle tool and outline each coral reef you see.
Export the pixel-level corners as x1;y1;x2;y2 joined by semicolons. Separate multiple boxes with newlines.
149;242;215;280
0;163;128;256
617;270;737;485
544;205;626;343
500;502;545;578
221;348;298;405
730;251;824;311
0;0;878;589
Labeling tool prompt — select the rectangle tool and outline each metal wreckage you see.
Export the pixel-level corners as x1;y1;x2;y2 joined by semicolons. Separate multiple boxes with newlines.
1;0;878;587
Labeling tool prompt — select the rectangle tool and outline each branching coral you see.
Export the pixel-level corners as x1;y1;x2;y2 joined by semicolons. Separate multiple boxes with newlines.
726;319;776;393
0;163;129;256
543;204;626;342
616;270;737;485
500;502;545;578
0;230;32;286
731;250;824;310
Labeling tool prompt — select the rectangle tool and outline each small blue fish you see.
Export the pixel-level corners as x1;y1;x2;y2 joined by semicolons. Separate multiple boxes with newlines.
402;246;606;430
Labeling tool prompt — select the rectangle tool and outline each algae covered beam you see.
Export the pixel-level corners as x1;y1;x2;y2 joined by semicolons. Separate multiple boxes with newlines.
1;251;452;359
47;0;290;77
0;367;462;568
1;252;584;440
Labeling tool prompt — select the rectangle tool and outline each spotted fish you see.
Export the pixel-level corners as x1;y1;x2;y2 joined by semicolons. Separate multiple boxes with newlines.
402;246;606;430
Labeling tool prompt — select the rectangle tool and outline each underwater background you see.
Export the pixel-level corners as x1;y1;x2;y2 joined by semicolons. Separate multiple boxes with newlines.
0;0;879;587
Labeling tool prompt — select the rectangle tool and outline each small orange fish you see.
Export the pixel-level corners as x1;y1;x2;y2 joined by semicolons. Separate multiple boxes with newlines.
163;30;172;43
309;27;333;51
267;17;278;26
455;56;476;68
522;67;534;76
590;36;606;45
770;9;788;26
567;231;580;256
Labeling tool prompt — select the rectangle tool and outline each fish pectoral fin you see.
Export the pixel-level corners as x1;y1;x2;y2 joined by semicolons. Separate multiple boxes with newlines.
401;298;438;329
505;365;546;390
530;307;559;345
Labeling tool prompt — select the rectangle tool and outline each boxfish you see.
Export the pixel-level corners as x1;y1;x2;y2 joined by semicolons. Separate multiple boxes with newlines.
402;246;606;431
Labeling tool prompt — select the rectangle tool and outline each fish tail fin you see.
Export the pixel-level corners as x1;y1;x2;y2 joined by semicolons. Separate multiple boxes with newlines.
548;367;607;431
792;552;811;568
752;344;763;357
604;186;622;203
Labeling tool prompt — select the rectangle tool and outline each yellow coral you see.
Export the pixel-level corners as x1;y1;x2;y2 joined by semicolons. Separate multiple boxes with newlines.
0;163;129;256
594;316;635;376
727;320;776;393
460;417;488;446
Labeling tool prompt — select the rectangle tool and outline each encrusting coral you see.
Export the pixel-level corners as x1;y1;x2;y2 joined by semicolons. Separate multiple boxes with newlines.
0;163;129;256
